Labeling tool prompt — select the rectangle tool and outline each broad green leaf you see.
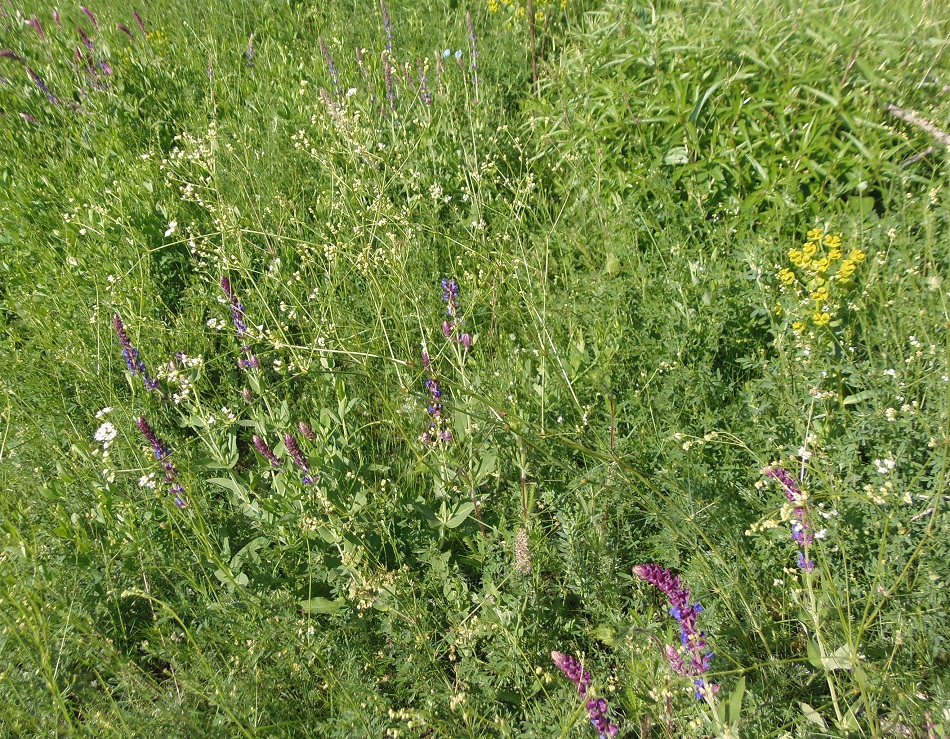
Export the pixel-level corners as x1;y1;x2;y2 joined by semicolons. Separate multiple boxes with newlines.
800;702;826;729
299;597;344;614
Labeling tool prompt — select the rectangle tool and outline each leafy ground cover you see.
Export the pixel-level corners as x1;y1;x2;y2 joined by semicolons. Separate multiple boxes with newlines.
1;0;949;735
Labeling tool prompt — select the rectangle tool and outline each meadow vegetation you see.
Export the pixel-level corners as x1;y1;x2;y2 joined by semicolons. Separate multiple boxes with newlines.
1;0;950;735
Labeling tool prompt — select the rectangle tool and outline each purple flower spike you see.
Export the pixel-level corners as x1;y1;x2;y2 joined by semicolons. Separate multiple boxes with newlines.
138;417;188;506
26;16;45;39
80;6;99;28
765;466;817;573
460;333;472;351
137;417;170;459
77;27;95;51
551;651;591;698
1;50;23;62
252;435;281;469
634;565;716;700
26;66;59;104
298;421;317;440
551;652;618;737
54;11;62;27
284;433;310;473
118;23;134;39
587;698;619;738
133;9;146;33
380;0;393;50
112;314;159;390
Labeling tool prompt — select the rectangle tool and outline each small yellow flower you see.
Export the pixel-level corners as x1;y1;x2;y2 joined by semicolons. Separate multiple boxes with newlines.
801;254;812;268
849;249;865;262
807;228;824;241
792;321;806;333
803;241;818;257
813;311;831;326
828;248;843;260
773;304;783;315
823;234;842;248
779;268;795;285
788;249;803;266
811;287;829;302
536;9;545;20
489;0;499;11
814;257;831;273
838;260;856;279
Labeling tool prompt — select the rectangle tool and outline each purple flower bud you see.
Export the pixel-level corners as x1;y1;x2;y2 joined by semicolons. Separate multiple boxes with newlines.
133;10;146;34
460;333;472;350
118;23;134;40
421;350;430;370
53;11;62;27
298;421;316;440
19;112;38;124
0;50;23;62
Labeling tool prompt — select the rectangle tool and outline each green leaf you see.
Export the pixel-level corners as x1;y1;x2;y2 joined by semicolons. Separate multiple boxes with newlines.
445;501;475;529
800;702;826;729
299;597;344;614
664;146;689;165
843;390;873;405
727;676;746;725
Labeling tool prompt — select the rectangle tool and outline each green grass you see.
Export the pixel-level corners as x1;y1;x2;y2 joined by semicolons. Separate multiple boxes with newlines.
1;0;950;735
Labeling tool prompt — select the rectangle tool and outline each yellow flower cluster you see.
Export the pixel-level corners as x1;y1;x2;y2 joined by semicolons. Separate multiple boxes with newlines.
780;228;865;331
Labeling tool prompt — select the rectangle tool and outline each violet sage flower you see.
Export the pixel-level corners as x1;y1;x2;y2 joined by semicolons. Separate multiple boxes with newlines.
26;66;59;104
418;59;431;105
633;564;717;700
440;278;471;350
220;276;260;370
77;27;95;52
764;466;816;573
320;37;341;98
113;314;159;390
137;417;186;507
380;0;393;50
550;652;619;738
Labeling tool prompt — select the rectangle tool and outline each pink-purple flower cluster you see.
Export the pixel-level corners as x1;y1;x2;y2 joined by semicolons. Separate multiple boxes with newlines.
550;651;619;738
113;314;159;391
137;417;186;508
220;276;260;370
420;352;451;445
632;564;716;700
441;278;471;350
764;466;815;573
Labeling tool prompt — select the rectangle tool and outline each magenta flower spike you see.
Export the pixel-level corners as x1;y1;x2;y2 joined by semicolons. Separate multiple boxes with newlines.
633;565;717;700
551;652;618;738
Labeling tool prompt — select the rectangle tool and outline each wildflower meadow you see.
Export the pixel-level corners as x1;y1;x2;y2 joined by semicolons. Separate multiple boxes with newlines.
1;0;949;735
